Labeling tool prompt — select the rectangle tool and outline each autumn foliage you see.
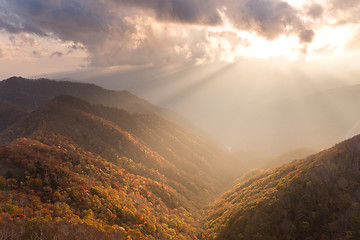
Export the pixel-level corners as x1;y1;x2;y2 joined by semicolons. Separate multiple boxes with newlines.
0;95;233;239
203;135;360;239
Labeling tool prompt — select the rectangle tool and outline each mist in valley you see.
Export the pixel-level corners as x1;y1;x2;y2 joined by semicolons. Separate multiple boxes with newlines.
43;58;360;171
3;0;360;238
1;0;360;173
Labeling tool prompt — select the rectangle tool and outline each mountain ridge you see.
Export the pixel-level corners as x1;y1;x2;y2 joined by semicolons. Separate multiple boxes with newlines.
0;76;204;137
0;94;237;239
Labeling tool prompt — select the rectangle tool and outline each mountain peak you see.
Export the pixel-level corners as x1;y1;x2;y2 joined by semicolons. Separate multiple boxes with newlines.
4;76;26;81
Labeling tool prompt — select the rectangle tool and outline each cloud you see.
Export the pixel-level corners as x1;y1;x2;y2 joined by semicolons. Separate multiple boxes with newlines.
114;0;222;25
224;0;314;43
1;0;110;43
306;3;324;19
326;0;360;25
69;44;85;51
66;43;86;54
299;29;315;43
0;18;22;34
1;0;352;68
114;0;315;43
8;34;38;47
0;48;3;58
50;51;63;57
345;28;360;51
8;35;16;45
331;0;360;10
88;17;213;67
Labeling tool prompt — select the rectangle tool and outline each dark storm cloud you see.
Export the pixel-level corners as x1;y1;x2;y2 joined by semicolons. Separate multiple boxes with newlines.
1;0;109;43
115;0;222;25
0;18;22;34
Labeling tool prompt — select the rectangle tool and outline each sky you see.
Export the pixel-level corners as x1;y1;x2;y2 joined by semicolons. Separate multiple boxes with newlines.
0;0;360;77
1;0;360;158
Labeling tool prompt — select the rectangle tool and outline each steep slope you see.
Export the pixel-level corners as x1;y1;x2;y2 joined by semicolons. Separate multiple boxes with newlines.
0;76;200;135
0;95;234;239
0;95;232;193
0;98;30;132
203;135;360;239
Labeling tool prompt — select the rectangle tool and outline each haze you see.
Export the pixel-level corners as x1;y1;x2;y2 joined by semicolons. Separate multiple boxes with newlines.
1;0;360;167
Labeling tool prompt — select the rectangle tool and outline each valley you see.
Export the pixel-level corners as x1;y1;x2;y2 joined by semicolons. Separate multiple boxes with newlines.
1;77;360;239
1;0;360;238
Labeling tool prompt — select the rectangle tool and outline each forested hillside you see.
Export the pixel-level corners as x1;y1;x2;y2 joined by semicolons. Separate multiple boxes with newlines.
3;77;360;240
0;95;234;239
203;135;360;239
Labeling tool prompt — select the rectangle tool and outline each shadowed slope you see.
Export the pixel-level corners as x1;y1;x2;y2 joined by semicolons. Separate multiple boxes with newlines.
0;98;30;132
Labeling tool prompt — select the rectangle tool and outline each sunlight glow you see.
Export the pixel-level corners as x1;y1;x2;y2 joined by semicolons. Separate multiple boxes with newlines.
237;34;302;60
206;22;356;62
307;25;357;60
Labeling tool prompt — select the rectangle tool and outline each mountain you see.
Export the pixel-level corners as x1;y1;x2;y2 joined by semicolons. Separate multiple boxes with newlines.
227;83;360;162
203;135;360;239
0;95;234;239
263;147;318;169
0;98;30;132
0;76;202;135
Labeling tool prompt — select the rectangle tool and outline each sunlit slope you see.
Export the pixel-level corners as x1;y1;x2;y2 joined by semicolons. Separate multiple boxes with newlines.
203;135;360;239
0;138;201;239
0;95;235;239
0;76;201;135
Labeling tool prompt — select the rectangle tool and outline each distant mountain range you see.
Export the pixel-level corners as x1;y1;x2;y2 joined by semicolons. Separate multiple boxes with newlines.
0;76;203;136
231;83;360;169
2;76;360;239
